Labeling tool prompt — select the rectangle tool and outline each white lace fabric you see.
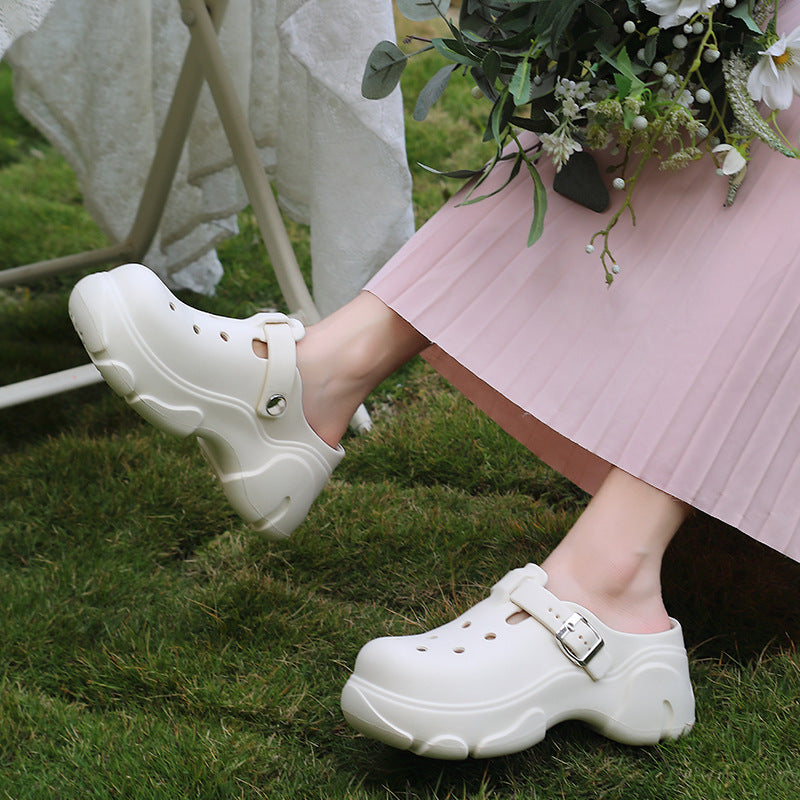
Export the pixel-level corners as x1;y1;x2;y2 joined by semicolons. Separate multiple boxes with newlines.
0;0;55;55
3;0;414;312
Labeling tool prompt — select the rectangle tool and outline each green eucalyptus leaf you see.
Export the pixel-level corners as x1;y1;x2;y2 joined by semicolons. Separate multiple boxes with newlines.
397;0;450;22
486;91;516;144
729;3;764;33
510;57;532;105
643;34;658;66
361;41;408;100
413;65;456;121
527;161;547;246
417;163;486;179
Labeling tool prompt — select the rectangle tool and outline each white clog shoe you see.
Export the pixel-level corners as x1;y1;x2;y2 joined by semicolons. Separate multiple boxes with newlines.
68;263;343;538
341;564;695;759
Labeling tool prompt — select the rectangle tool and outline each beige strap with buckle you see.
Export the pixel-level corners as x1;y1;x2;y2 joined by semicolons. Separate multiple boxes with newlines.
509;576;612;681
255;313;304;419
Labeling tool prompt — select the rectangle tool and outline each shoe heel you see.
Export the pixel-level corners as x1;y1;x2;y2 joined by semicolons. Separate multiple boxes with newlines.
197;438;329;539
592;663;695;745
69;275;110;355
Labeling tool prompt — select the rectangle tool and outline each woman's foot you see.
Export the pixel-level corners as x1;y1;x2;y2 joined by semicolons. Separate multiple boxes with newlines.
294;291;429;448
341;563;695;759
68;263;343;538
540;467;690;634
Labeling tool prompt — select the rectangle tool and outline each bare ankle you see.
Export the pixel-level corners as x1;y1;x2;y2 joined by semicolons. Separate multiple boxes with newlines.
542;552;671;634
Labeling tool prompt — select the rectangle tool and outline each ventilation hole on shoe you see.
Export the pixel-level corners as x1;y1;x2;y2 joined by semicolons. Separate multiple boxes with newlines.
484;632;497;640
220;331;230;342
193;324;201;334
416;646;428;652
169;302;176;311
461;621;471;629
453;647;465;654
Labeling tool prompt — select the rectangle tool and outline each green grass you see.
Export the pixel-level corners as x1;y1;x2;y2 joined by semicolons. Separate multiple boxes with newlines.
2;23;800;800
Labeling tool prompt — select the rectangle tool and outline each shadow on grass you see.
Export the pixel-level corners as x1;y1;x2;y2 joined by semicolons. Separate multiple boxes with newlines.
664;514;800;659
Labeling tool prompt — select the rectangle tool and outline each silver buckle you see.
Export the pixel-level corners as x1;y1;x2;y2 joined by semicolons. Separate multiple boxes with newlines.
555;612;604;667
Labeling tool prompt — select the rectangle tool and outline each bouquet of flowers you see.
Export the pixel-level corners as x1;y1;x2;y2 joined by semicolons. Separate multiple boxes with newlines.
363;0;800;283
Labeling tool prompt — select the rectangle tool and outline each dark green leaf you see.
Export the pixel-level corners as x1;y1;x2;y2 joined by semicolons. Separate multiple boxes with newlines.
458;152;524;206
361;41;408;100
585;1;614;29
481;49;502;84
413;65;456;121
470;66;500;102
433;37;483;68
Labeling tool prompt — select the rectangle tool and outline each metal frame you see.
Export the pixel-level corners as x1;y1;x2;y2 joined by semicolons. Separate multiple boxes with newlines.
1;0;371;430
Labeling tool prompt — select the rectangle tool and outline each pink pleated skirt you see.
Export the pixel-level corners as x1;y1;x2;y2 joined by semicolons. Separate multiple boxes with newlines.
366;1;800;563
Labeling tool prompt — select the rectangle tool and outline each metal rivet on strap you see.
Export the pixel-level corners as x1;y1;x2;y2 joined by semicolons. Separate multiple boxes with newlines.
265;394;287;417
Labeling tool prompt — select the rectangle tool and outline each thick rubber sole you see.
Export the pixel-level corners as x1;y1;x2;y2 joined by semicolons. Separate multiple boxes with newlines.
341;658;695;760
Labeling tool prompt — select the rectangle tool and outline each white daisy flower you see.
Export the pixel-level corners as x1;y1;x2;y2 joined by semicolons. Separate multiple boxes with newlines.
747;25;800;110
642;0;720;29
712;143;747;175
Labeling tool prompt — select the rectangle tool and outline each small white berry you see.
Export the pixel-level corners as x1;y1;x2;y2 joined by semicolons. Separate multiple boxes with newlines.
683;23;693;34
695;88;711;104
652;61;668;77
533;74;543;86
662;73;676;88
723;0;736;7
692;21;704;34
585;244;595;254
612;177;626;190
611;264;621;275
637;48;646;61
673;34;688;49
632;115;648;130
623;20;636;34
471;86;483;99
696;124;709;139
703;48;721;63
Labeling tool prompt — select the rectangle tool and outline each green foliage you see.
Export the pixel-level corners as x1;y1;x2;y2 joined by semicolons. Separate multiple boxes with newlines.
365;1;800;282
0;63;45;167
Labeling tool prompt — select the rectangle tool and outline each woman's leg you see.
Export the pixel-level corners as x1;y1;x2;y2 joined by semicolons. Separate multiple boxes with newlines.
287;296;687;635
541;466;689;633
255;291;429;447
278;295;686;636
